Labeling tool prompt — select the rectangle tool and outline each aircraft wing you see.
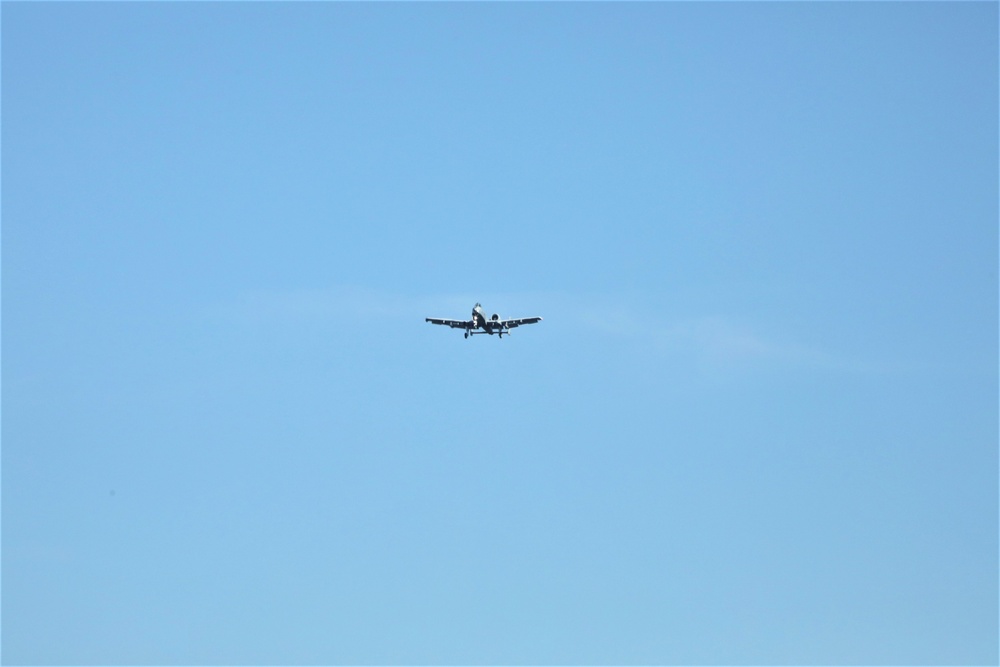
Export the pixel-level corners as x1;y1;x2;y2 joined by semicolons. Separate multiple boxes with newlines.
501;316;542;329
425;317;470;329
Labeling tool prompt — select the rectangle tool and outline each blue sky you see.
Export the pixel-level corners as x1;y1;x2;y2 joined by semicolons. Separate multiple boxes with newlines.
2;3;997;664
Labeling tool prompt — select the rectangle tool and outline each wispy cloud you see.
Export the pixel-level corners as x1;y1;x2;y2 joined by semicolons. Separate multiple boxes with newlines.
217;286;865;374
571;297;863;375
234;286;412;322
227;286;557;325
652;316;851;371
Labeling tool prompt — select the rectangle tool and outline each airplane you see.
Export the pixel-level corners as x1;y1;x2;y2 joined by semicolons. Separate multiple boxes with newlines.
426;303;542;339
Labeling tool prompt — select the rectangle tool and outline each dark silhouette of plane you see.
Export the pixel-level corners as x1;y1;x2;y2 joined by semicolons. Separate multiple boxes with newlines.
426;303;542;339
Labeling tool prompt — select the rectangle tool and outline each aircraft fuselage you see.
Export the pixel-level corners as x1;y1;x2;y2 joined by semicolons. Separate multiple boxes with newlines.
471;304;504;335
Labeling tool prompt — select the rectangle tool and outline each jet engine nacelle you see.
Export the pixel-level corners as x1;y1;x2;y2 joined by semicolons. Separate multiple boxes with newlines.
491;313;500;322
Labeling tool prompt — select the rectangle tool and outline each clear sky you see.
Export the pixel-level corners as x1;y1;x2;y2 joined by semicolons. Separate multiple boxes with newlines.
2;2;997;665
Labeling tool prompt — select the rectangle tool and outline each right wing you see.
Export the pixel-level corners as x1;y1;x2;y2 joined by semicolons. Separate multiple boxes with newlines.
425;318;470;329
500;316;542;329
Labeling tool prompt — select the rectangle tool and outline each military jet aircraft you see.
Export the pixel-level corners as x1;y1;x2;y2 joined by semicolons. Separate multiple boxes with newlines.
426;303;542;339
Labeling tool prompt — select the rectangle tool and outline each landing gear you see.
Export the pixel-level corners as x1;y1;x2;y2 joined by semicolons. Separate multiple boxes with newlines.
464;331;469;339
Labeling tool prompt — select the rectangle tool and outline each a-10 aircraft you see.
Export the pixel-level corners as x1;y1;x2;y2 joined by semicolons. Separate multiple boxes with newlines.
426;303;542;339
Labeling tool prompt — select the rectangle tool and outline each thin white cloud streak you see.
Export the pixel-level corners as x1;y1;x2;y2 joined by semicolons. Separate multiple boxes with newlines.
226;286;555;325
574;299;866;375
233;286;415;322
219;285;868;374
655;316;852;371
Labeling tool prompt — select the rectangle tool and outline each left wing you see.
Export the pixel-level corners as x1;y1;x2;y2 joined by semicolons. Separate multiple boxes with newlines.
500;316;542;329
425;317;470;329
